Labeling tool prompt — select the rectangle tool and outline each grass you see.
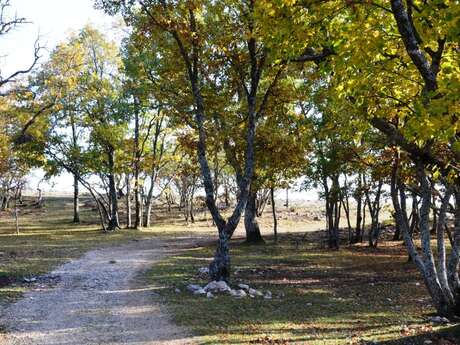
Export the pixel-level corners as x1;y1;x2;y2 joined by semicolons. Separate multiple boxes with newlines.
147;232;460;345
0;196;154;305
1;196;459;344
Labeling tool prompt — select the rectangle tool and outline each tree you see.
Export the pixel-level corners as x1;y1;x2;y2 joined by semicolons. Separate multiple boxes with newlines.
323;0;460;316
0;0;41;90
24;26;127;232
97;0;286;281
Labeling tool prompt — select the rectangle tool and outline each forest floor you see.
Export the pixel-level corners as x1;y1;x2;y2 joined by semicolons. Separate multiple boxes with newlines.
0;197;458;344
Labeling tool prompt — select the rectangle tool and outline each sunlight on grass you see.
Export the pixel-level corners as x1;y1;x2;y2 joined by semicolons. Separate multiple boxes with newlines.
147;236;460;345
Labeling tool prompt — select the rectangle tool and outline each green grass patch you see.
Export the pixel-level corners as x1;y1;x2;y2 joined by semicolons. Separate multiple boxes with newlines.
147;235;460;345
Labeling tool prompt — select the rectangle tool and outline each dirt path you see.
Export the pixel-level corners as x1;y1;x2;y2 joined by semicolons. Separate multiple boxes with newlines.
0;237;197;345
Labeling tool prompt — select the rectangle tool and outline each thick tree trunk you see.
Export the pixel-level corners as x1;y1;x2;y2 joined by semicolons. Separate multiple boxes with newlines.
244;189;264;244
209;231;231;282
73;173;80;223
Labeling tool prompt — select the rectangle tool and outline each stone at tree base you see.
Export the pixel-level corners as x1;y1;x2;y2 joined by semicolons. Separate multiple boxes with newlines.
193;288;206;295
248;288;263;297
204;280;231;293
230;289;247;298
238;283;250;291
186;284;203;293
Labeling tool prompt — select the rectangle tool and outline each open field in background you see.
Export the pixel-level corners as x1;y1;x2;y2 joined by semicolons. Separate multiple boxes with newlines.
0;196;458;344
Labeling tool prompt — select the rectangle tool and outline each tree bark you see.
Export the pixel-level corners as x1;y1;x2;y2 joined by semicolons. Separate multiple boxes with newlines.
271;187;278;243
126;174;132;228
134;97;142;229
244;189;264;244
73;173;80;223
107;148;119;231
354;174;363;243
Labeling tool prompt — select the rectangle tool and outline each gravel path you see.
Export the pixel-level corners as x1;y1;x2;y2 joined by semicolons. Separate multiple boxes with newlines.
0;237;197;345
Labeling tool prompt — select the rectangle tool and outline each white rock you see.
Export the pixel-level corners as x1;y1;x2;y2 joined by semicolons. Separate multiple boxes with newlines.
306;302;313;306
230;289;247;298
423;340;433;345
204;280;231;292
206;291;214;299
186;284;202;293
248;288;263;297
174;288;181;293
216;281;231;292
264;291;272;300
193;288;207;295
238;283;250;291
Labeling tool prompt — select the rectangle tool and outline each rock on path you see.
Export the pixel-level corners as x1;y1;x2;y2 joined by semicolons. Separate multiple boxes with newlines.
0;238;196;345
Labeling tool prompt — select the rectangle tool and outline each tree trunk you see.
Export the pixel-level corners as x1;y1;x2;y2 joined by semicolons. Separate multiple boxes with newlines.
14;198;19;236
326;176;340;250
244;189;264;244
224;182;230;207
271;187;278;243
134;97;142;229
73;173;80;223
107;148;119;231
285;188;289;209
126;175;132;228
70;111;80;223
391;156;460;317
366;180;383;248
144;191;155;228
209;231;231;282
354;176;362;243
